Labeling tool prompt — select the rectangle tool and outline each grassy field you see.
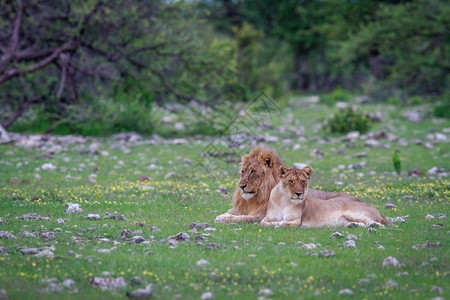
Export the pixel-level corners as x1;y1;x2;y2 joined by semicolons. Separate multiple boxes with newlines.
0;97;449;299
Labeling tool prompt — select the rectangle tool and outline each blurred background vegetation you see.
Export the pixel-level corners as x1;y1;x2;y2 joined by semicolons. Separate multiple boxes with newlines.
0;0;449;136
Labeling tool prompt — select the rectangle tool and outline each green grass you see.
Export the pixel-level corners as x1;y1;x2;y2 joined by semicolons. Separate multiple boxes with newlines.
0;96;449;299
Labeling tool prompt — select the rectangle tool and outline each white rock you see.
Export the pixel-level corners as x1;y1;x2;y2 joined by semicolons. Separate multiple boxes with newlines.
425;214;435;220
42;163;56;171
201;292;214;299
65;203;83;214
86;214;100;220
338;288;353;295
196;259;209;266
259;288;273;295
382;256;399;268
343;240;356;248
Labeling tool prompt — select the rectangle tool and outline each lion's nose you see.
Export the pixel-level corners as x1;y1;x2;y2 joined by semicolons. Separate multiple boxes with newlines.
295;192;302;197
239;184;247;191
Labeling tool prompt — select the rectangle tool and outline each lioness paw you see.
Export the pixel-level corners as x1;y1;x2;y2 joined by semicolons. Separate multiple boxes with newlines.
346;222;366;228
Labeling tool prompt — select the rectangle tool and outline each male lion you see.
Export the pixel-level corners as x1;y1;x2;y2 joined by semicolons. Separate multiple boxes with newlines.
260;165;389;227
215;145;341;224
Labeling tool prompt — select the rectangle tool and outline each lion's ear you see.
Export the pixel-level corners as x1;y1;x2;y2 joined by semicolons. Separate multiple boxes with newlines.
302;166;313;179
259;153;274;168
279;165;290;178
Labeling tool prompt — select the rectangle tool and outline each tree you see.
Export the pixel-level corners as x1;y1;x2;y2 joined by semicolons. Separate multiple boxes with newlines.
0;0;241;129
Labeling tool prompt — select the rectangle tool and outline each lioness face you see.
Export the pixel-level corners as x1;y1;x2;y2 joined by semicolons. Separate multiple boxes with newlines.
279;165;313;204
238;161;266;200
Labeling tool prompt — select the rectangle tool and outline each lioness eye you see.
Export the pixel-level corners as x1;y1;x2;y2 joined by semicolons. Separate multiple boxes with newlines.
250;170;255;174
289;180;294;184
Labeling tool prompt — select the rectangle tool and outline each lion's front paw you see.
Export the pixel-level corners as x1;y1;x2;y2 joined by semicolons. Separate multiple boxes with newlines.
214;213;234;224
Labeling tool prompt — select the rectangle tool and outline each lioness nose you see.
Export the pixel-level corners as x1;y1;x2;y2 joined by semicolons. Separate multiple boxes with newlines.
239;184;247;190
295;192;302;197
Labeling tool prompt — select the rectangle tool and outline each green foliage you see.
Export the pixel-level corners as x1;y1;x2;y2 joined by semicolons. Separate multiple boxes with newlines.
393;149;402;175
321;87;350;106
324;107;372;134
410;96;422;106
387;97;400;105
434;93;450;119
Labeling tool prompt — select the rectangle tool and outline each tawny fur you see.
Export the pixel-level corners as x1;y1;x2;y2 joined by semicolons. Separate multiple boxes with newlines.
215;146;345;224
261;165;389;228
215;145;281;223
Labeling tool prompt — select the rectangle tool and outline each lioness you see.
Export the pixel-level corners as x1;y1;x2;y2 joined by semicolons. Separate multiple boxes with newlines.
215;145;342;224
260;165;389;227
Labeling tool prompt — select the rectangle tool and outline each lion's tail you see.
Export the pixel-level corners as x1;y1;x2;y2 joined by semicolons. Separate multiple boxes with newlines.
381;215;394;226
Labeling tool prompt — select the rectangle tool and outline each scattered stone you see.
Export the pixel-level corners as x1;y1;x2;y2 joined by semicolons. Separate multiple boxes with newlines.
167;239;178;249
408;168;422;176
411;245;419;251
346;234;358;240
205;243;220;250
130;276;144;286
200;291;214;300
62;279;75;289
302;243;317;250
42;163;56;171
358;279;370;286
366;111;382;121
165;172;176;179
432;286;443;295
397;272;409;277
173;232;190;242
90;276;127;290
217;186;228;195
0;247;8;255
404;111;423;123
425;214;435;220
41;232;55;241
387;215;408;223
22;213;43;221
126;283;153;299
421;240;443;249
382;256;399;268
310;148;324;159
86;175;97;183
97;249;111;254
319;250;335;257
293;162;308;170
343;240;356;248
150;226;160;232
338;288;353;296
384;201;397;209
131;236;145;244
107;214;127;221
190;223;210;230
431;224;442;229
368;228;377;233
35;249;54;258
86;214;100;220
427;167;448;176
20;248;40;255
120;229;132;240
145;251;153;256
330;232;343;239
56;218;66;224
0;231;16;239
354;152;367;158
259;288;273;296
385;279;398;288
65;203;83;214
377;245;385;250
348;162;366;170
196;259;209;266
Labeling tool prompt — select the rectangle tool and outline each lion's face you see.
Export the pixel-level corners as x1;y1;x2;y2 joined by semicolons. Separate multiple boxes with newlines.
238;151;276;200
279;165;313;204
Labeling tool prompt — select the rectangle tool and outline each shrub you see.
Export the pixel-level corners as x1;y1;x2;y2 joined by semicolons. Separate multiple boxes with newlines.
321;87;350;106
434;93;450;119
323;107;372;134
393;149;401;174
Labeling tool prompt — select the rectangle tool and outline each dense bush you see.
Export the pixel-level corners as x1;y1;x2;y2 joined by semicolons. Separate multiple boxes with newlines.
323;107;372;134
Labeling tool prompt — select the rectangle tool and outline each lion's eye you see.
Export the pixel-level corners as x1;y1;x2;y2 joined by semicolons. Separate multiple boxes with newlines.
289;180;294;184
250;170;255;175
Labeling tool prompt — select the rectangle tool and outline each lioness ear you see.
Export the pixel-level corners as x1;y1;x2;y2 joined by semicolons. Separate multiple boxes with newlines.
302;166;313;179
259;153;274;168
279;165;290;178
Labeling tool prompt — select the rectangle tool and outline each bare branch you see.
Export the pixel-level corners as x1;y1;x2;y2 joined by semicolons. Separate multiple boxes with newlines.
0;40;76;84
2;96;44;129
